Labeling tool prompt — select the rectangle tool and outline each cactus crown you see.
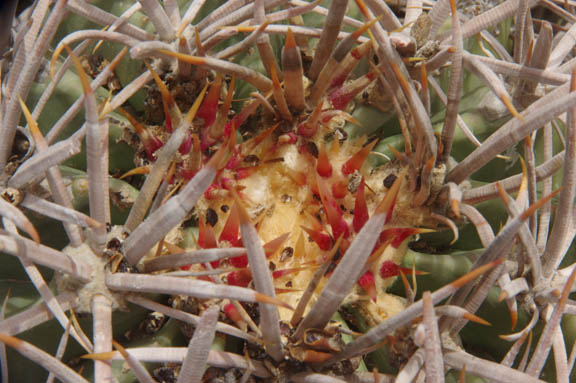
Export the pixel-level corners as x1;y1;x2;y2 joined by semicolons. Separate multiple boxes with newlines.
1;0;576;382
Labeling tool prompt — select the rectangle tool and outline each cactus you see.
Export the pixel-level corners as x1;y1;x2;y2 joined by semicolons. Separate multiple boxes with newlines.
1;0;576;381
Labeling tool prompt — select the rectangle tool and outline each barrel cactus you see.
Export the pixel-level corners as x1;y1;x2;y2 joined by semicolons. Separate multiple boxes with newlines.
1;0;576;381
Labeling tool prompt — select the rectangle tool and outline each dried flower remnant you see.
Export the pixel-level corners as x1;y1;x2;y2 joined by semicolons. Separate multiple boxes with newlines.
1;0;576;382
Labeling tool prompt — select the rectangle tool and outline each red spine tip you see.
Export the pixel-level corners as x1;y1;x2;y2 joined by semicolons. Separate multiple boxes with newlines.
223;302;244;324
341;140;377;175
380;261;400;278
358;271;377;302
297;122;318;137
331;179;348;199
219;203;241;246
227;269;252;287
352;179;369;232
328;86;355;110
316;143;333;178
198;214;218;249
197;75;223;128
379;227;420;248
178;131;193;154
301;226;332;251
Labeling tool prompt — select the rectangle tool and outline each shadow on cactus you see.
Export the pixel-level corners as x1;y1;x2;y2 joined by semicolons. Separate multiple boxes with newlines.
1;0;576;381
